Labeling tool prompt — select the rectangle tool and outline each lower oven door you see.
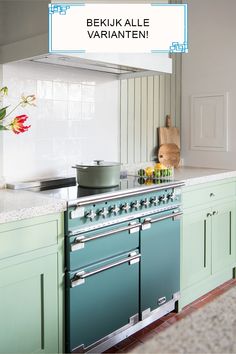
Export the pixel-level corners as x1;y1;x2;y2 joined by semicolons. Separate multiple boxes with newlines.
140;209;182;318
66;250;141;352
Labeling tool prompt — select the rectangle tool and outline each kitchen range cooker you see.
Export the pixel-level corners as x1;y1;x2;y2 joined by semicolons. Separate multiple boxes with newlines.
10;175;184;353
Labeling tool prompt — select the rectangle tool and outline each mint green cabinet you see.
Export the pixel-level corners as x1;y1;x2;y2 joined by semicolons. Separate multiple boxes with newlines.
212;202;236;273
180;179;236;309
182;208;211;289
0;213;64;354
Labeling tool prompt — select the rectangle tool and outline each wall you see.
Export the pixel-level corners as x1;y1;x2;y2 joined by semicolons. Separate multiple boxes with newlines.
2;61;119;181
0;63;3;183
182;0;236;168
120;54;181;164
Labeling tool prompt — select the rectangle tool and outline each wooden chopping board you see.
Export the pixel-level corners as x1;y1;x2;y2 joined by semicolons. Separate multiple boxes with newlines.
158;143;180;168
158;115;180;149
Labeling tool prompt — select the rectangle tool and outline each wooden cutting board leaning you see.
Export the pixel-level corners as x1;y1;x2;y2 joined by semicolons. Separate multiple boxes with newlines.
157;115;180;167
158;115;180;148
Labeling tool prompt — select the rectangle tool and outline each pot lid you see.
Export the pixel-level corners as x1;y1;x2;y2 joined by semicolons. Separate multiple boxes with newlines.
75;160;121;167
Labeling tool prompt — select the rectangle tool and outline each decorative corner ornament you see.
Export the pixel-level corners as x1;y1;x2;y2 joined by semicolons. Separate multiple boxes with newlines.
169;41;188;53
49;4;71;15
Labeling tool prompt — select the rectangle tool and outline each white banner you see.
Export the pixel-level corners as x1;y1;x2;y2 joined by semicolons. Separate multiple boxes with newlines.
49;3;188;53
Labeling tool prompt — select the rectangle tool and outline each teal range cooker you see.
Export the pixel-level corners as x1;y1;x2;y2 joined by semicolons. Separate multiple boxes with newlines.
23;176;184;353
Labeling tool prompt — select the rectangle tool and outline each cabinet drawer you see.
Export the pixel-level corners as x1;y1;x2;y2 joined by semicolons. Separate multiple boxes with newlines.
0;214;61;260
183;182;236;209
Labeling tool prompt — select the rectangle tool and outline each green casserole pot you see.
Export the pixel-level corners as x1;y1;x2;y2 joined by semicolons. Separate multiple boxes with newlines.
73;160;121;188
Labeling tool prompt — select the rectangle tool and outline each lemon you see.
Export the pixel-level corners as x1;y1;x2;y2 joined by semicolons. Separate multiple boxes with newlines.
154;163;162;170
145;166;154;177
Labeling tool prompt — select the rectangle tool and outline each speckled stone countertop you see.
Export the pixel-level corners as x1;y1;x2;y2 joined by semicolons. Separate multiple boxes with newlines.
0;189;67;224
1;166;236;224
124;163;236;187
174;166;236;186
128;285;236;354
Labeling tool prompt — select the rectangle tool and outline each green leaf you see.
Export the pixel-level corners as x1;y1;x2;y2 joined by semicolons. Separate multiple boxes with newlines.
0;125;8;131
0;106;9;121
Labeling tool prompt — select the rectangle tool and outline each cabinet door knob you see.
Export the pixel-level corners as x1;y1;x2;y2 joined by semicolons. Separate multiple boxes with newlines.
210;193;215;197
207;212;212;217
213;210;218;215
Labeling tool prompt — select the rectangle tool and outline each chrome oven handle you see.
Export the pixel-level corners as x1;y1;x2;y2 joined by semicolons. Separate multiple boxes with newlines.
70;252;141;288
69;182;185;207
70;222;141;252
150;211;183;224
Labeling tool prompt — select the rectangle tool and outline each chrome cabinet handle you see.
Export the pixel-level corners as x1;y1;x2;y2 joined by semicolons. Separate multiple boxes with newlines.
213;210;218;215
70;222;141;252
207;212;212;217
210;193;215;197
70;252;141;287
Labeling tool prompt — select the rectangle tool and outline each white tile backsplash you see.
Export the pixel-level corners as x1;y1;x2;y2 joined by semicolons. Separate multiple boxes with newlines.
2;61;120;181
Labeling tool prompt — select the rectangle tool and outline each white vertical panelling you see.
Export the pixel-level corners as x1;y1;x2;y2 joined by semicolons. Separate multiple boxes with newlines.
120;80;128;163
127;79;135;163
134;78;141;163
147;76;154;160
153;76;160;147
175;54;182;130
141;77;147;162
159;75;165;127
170;54;176;125
164;74;171;123
120;56;182;164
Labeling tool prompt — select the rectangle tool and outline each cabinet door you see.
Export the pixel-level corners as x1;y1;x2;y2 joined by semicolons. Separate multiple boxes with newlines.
182;209;212;289
140;211;180;317
212;201;236;273
0;254;58;354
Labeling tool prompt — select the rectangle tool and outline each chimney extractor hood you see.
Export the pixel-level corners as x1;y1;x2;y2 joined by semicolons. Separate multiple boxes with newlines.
29;52;172;77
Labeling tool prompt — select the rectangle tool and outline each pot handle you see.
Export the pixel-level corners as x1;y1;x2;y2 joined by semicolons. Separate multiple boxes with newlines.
94;160;104;165
72;166;88;170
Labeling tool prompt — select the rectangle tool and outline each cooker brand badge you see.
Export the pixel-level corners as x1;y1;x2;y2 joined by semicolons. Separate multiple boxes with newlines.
48;3;188;53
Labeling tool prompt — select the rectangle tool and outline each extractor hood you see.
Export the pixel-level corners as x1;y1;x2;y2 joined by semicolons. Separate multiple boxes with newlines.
29;52;172;78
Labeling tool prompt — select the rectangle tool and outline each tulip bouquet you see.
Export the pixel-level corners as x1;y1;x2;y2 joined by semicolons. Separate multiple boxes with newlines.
0;86;36;134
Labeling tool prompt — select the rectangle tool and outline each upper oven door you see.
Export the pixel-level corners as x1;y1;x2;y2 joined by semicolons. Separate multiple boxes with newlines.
67;219;140;270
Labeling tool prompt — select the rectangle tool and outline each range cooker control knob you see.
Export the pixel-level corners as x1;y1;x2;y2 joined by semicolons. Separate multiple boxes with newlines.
131;201;141;210
158;195;164;203
162;194;168;203
99;207;109;218
109;205;120;215
121;203;131;212
141;198;150;207
150;196;158;205
170;192;176;201
85;210;97;221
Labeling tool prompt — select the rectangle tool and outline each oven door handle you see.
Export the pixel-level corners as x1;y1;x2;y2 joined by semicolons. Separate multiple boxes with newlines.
142;211;182;230
151;211;183;223
70;222;141;252
70;252;141;288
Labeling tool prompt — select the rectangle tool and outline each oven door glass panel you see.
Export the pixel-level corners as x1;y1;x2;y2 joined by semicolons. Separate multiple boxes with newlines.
140;209;180;315
67;219;140;270
66;250;140;351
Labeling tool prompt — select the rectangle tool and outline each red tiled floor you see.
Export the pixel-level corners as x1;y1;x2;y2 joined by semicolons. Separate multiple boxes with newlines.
104;279;236;353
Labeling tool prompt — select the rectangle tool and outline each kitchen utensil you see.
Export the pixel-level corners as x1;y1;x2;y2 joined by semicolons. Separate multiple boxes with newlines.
158;115;180;149
158;143;180;168
72;160;121;188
